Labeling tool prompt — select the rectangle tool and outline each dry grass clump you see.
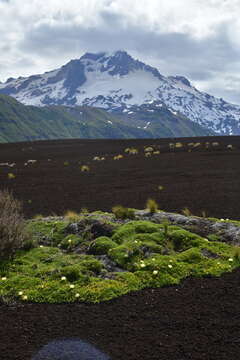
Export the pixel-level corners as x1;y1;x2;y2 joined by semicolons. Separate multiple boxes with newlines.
125;147;138;154
8;173;15;179
182;207;192;216
144;146;154;152
64;210;82;222
146;198;158;214
113;154;123;160
175;142;183;148
0;190;27;259
81;165;90;172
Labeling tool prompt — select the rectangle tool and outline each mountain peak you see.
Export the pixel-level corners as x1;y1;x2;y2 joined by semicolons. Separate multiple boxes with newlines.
168;75;192;87
80;52;106;61
0;51;240;135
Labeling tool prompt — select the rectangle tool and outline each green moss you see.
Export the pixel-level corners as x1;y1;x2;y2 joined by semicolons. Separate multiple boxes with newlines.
207;234;220;242
60;234;84;250
26;220;67;246
0;218;239;304
169;229;205;251
88;237;118;255
108;241;141;270
61;265;89;283
112;221;161;244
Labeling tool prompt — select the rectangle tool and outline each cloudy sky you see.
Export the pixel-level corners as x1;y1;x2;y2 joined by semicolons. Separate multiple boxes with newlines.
1;0;240;103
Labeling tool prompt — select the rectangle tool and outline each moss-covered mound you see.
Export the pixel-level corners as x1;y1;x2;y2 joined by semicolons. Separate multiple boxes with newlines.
0;216;239;303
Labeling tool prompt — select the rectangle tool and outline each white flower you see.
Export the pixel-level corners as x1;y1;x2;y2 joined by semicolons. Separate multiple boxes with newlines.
217;262;221;265
203;238;209;242
18;291;23;296
153;270;158;275
228;258;233;262
22;295;28;300
169;259;173;262
61;276;67;281
68;239;72;243
69;284;75;289
152;258;155;261
168;264;173;269
134;240;138;243
220;219;225;222
1;277;7;281
140;263;146;268
75;293;80;298
39;245;43;248
124;254;128;258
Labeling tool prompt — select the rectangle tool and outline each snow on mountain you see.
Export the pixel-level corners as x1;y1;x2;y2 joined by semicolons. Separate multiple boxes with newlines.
1;50;240;135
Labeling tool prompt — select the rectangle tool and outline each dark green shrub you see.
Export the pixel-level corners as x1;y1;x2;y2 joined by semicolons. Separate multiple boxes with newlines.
0;190;28;260
112;205;135;220
88;237;118;255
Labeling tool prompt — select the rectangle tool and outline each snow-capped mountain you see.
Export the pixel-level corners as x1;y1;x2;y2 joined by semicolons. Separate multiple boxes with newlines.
1;50;240;135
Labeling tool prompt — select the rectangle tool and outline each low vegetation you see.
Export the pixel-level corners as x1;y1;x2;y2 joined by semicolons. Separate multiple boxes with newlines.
0;190;29;260
0;194;239;304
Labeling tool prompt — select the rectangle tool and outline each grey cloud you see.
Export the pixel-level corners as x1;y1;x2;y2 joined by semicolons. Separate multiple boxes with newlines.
5;9;240;104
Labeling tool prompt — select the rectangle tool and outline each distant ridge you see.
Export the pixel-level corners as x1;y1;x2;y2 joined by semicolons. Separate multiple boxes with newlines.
0;94;213;143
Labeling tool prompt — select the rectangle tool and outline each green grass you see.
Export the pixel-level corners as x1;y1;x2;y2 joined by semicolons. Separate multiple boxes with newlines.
0;216;239;304
0;94;213;143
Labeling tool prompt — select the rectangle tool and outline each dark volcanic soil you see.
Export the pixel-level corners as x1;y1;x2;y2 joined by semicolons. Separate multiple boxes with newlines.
1;268;240;360
0;136;240;219
1;136;240;360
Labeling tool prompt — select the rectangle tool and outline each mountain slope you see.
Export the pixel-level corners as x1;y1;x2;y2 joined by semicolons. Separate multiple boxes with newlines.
0;94;213;143
0;51;240;135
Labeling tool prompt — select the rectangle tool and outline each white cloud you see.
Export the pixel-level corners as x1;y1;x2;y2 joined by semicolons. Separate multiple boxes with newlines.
0;0;240;103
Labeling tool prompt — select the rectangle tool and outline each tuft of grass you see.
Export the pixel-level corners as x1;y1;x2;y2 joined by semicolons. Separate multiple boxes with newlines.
182;207;192;217
80;165;90;172
64;210;82;223
113;154;123;160
80;207;88;214
33;214;44;220
112;205;135;220
146;198;158;214
8;173;16;179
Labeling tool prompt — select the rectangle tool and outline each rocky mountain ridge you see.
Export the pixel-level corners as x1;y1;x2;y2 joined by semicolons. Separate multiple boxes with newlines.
1;50;240;135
